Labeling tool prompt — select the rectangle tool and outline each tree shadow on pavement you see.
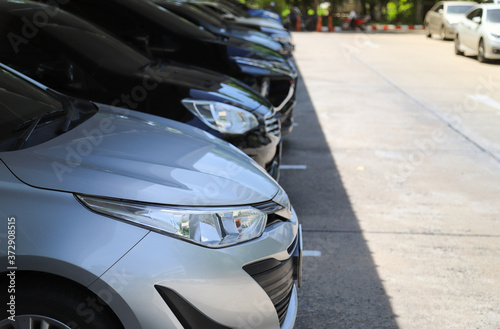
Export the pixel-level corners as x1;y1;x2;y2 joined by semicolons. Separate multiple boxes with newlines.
279;71;399;329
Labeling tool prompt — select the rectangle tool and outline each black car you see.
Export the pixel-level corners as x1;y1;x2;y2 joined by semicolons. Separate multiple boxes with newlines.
34;0;297;135
153;0;292;57
187;0;295;52
223;0;283;23
0;1;282;178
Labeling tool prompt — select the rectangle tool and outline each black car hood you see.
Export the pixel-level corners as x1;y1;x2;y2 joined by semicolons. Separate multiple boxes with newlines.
141;61;272;113
222;29;282;53
222;37;291;69
115;0;218;42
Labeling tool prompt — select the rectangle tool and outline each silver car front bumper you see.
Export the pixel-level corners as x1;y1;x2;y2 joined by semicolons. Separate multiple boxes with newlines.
89;209;301;329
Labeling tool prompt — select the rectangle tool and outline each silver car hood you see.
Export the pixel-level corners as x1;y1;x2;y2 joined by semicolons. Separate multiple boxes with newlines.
1;105;279;206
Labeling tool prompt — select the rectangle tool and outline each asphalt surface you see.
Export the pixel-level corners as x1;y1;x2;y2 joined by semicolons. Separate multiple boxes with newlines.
280;31;500;328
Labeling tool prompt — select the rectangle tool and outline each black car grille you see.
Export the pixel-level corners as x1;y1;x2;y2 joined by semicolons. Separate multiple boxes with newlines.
253;201;288;227
243;257;295;326
268;80;292;109
264;112;280;136
253;200;281;213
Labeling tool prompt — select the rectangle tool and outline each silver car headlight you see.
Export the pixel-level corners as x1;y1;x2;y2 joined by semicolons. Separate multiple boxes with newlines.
181;100;258;134
77;195;267;248
231;56;293;76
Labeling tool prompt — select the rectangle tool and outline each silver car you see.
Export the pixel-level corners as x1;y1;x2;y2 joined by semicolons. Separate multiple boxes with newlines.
0;64;302;329
455;3;500;62
425;1;477;39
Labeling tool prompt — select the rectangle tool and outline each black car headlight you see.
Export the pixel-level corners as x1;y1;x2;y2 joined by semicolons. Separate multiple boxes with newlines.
182;100;258;134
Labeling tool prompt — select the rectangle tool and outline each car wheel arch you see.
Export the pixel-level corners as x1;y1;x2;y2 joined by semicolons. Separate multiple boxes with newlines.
440;25;446;40
425;21;432;37
455;34;464;55
1;270;134;329
478;38;487;63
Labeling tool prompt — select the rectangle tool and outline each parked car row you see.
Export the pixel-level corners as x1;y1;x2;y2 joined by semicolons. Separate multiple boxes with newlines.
425;1;500;63
0;1;302;329
424;1;477;40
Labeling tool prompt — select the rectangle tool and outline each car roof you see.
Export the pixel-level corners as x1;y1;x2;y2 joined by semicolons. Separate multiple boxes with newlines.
478;3;500;8
467;3;500;10
441;1;477;6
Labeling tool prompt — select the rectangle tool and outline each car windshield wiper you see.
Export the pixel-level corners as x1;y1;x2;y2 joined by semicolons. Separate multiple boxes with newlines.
15;109;66;150
59;98;78;133
45;89;80;133
139;59;163;71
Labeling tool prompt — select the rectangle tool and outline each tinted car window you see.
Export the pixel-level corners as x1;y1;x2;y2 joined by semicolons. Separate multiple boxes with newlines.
0;68;62;143
158;2;226;31
0;8;150;73
216;1;249;17
44;26;151;72
466;8;482;20
447;5;475;14
191;3;223;19
486;9;500;23
51;0;216;42
56;0;164;45
434;4;444;12
185;3;226;28
0;27;105;97
205;4;228;16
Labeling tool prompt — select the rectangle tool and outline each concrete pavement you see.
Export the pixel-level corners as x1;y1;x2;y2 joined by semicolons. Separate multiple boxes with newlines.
281;32;500;328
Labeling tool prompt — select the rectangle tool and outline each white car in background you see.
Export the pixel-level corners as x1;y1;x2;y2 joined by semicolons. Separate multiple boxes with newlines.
455;4;500;62
424;1;477;39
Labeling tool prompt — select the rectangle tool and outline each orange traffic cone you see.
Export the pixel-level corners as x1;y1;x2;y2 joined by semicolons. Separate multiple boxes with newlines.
296;16;301;31
316;16;322;32
328;16;334;32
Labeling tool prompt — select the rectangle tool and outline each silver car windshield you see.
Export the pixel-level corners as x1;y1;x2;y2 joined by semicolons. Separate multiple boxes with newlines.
0;68;62;143
487;9;500;23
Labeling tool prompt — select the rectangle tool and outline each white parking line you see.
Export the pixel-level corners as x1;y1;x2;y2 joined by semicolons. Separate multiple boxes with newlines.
467;94;500;112
303;250;322;257
280;165;307;170
362;40;380;49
